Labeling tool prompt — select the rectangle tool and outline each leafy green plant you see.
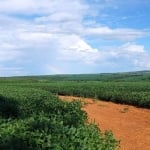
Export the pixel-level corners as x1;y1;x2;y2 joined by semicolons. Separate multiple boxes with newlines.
0;86;119;150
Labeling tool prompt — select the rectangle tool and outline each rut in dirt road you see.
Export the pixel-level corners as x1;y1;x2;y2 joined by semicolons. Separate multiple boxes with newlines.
59;96;150;150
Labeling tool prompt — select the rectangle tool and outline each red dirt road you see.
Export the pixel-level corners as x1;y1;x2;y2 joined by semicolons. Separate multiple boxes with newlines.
59;96;150;150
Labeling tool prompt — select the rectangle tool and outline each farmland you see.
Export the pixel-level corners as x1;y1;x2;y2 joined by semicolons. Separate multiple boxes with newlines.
0;71;150;149
0;86;118;149
1;71;149;108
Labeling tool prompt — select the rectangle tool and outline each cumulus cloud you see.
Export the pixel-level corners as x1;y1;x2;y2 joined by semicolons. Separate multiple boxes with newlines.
0;0;149;76
96;43;150;71
0;0;88;15
57;34;99;64
120;43;145;53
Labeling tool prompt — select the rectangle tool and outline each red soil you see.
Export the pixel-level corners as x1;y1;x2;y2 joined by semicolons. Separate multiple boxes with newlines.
59;96;150;150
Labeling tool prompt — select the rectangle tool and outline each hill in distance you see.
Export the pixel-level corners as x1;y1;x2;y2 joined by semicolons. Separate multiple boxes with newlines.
0;70;150;82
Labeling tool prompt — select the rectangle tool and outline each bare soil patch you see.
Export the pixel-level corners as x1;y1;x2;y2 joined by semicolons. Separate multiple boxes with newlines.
59;96;150;150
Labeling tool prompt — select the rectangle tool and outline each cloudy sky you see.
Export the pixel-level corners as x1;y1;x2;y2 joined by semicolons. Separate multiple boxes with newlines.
0;0;150;76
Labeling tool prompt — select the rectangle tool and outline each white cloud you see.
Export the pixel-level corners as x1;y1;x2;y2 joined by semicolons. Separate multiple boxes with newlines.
0;43;22;62
0;0;149;76
57;34;99;64
134;56;150;69
0;0;88;15
18;32;53;43
85;27;146;41
0;0;50;14
97;43;150;70
121;43;145;53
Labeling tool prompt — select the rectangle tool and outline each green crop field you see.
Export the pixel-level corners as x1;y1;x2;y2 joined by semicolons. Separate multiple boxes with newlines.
0;71;150;149
0;86;118;150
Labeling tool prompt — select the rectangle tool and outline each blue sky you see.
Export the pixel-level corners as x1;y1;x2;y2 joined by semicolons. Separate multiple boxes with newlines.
0;0;150;76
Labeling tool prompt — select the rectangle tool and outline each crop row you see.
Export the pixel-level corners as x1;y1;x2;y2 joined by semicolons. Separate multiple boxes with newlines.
9;81;150;108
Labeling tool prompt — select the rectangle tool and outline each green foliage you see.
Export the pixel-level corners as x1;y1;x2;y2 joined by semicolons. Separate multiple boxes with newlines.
1;70;150;82
0;116;118;150
1;78;150;109
0;95;19;118
0;71;150;108
0;86;119;150
13;81;150;108
1;72;150;149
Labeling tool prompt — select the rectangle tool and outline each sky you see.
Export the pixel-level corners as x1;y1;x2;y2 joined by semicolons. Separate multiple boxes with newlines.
0;0;150;76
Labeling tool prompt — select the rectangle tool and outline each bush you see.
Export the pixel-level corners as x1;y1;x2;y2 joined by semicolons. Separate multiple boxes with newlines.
0;86;119;150
0;115;119;150
0;95;19;118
